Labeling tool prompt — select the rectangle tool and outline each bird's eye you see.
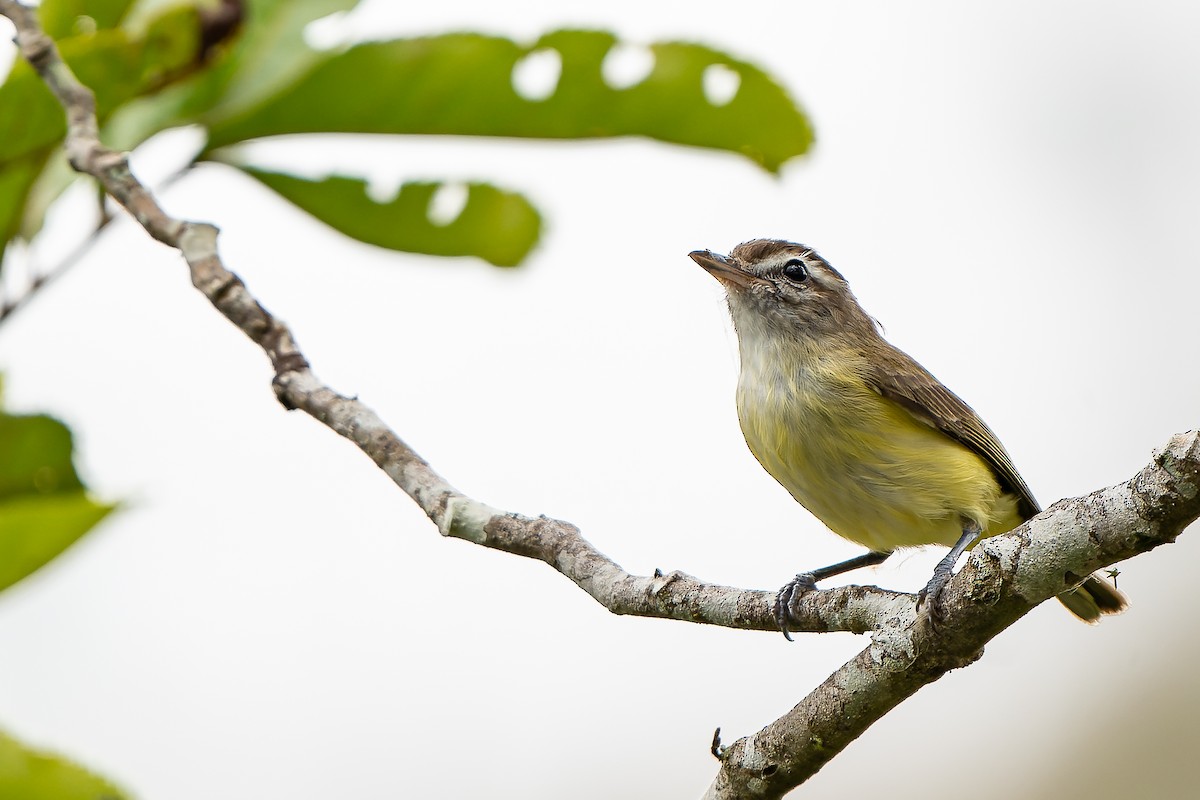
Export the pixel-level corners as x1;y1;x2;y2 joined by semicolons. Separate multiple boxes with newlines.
782;259;808;282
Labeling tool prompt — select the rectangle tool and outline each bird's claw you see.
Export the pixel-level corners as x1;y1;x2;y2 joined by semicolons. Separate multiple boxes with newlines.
774;572;818;641
917;568;952;626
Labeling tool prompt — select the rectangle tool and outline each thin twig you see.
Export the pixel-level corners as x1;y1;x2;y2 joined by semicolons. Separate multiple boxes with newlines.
0;206;111;327
3;4;1198;798
0;0;888;637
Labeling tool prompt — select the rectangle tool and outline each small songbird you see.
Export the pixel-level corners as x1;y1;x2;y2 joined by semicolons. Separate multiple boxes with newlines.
689;239;1127;636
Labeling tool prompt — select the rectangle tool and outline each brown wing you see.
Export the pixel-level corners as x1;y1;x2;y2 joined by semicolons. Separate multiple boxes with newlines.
865;344;1041;519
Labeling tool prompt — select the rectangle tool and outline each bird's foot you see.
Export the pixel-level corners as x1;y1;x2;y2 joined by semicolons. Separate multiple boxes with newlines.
774;572;819;641
917;524;980;627
916;557;956;625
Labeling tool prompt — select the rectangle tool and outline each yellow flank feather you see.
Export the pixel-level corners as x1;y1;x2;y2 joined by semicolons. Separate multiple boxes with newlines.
690;238;1127;622
735;338;1022;554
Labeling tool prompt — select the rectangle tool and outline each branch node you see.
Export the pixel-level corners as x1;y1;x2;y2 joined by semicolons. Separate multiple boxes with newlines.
20;28;52;66
440;495;500;543
272;353;310;378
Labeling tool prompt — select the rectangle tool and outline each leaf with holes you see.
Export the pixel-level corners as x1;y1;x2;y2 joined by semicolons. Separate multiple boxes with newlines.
0;729;132;800
204;29;813;172
0;408;115;594
237;167;542;267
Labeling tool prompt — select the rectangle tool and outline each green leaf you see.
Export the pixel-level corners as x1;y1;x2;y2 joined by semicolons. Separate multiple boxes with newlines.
104;0;362;151
0;412;84;499
0;495;112;594
239;166;541;267
0;410;114;594
204;29;813;172
18;153;82;243
0;7;204;166
0;4;205;272
196;0;362;124
18;0;338;253
0;729;131;800
0;156;45;268
37;0;137;40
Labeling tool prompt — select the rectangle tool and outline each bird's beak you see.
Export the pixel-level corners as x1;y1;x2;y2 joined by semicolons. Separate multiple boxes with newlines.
689;250;755;289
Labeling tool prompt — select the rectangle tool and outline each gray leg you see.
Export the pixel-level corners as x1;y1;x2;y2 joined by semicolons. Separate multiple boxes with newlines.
918;521;983;620
775;551;890;641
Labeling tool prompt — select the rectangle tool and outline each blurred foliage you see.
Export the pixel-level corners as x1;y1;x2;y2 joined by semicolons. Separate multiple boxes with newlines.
239;167;541;267
0;2;815;795
0;0;203;263
0;0;812;658
0;394;114;594
37;0;137;40
0;729;130;800
0;0;812;270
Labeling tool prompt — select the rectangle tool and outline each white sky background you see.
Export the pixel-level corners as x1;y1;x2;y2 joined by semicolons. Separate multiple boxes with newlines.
1;0;1199;798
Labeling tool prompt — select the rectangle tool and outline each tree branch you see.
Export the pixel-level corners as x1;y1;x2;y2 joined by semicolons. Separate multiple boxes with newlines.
4;3;1197;798
705;430;1200;798
1;0;889;637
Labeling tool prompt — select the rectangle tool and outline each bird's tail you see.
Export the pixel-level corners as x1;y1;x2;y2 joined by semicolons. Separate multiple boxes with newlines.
1057;573;1129;622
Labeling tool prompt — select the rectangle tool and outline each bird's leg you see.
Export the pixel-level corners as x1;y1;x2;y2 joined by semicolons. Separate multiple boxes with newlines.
775;550;890;640
917;520;983;621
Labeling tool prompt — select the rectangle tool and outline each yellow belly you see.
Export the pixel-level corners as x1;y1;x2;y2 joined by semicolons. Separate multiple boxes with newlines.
736;358;1022;553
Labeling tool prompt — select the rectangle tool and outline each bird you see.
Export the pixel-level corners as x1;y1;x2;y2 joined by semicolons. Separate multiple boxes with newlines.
689;239;1127;637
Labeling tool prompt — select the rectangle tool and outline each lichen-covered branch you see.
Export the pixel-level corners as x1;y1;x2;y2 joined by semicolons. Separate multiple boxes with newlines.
704;431;1200;798
4;4;1198;798
0;0;895;637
